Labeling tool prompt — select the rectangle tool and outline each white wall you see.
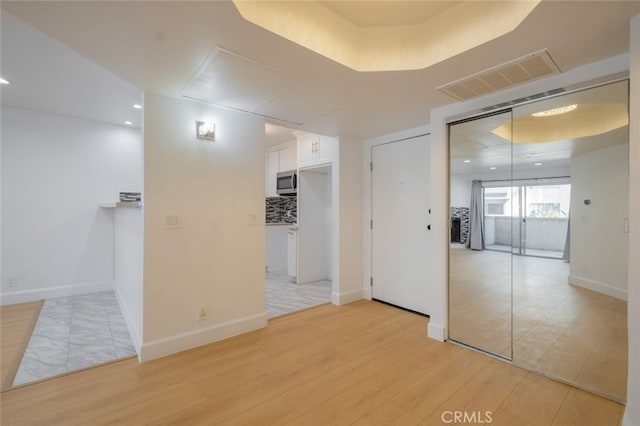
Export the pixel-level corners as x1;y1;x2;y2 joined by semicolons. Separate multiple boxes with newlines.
429;54;630;342
325;172;333;281
141;92;266;361
623;13;640;426
450;174;472;208
1;107;142;304
569;143;629;300
335;136;363;304
265;225;288;273
114;207;143;352
298;169;331;284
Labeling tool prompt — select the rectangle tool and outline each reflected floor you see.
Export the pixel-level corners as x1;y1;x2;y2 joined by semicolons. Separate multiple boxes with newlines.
265;271;331;318
12;291;136;387
449;248;627;401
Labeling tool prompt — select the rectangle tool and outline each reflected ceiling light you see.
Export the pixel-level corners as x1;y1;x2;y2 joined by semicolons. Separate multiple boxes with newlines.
0;77;10;85
490;167;497;170
492;104;628;144
232;1;539;72
531;104;577;117
534;162;543;166
124;121;133;125
463;160;471;163
133;104;142;109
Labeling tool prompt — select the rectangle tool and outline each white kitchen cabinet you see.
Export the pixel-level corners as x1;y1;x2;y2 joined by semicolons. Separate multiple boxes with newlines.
287;227;297;283
297;133;335;169
316;135;335;165
278;144;297;172
265;142;297;197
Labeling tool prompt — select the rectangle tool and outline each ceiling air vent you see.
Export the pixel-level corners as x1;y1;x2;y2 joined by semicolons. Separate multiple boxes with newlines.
437;49;560;101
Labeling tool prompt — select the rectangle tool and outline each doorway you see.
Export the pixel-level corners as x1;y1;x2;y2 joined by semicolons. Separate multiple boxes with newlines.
371;135;430;315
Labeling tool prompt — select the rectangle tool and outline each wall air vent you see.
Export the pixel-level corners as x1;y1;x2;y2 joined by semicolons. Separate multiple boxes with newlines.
437;49;560;101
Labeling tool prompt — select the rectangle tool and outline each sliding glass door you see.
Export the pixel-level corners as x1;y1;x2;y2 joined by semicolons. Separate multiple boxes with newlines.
522;183;570;258
484;182;570;259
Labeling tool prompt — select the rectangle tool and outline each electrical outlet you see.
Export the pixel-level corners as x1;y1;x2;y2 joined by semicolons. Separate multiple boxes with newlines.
7;276;17;288
198;304;209;321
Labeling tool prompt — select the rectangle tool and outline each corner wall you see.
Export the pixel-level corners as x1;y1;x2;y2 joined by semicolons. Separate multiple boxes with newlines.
140;92;267;361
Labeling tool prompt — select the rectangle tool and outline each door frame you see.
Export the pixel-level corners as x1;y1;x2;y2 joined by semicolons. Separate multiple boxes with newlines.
366;132;431;312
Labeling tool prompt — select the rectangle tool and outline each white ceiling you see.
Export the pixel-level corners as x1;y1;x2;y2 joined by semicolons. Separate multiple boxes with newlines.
0;11;142;129
1;1;639;143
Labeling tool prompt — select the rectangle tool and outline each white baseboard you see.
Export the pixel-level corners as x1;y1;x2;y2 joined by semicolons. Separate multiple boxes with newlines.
139;312;268;362
331;289;363;305
428;322;446;342
113;285;142;356
568;275;627;301
362;286;372;300
0;281;114;306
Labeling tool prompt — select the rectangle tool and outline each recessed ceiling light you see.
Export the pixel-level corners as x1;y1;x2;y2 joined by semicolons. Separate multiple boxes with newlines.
490;167;497;170
463;160;471;163
534;162;543;166
124;121;133;125
531;104;577;117
0;77;10;85
133;104;142;109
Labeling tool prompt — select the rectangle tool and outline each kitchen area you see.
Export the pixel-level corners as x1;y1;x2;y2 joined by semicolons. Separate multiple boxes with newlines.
264;124;336;318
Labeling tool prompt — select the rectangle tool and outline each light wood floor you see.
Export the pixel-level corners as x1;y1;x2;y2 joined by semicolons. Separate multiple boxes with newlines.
0;300;624;425
449;248;627;402
0;301;43;391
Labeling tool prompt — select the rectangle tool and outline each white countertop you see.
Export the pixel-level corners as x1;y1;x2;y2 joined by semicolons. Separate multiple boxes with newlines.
100;201;143;209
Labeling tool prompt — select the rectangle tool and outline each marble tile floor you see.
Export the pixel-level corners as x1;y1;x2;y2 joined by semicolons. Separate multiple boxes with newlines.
12;290;136;387
265;271;332;318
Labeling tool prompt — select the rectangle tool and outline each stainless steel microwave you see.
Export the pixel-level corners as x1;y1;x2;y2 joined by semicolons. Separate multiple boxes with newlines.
276;170;297;196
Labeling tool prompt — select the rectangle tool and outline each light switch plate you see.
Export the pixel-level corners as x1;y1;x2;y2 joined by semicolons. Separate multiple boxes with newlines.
163;213;181;229
246;213;258;226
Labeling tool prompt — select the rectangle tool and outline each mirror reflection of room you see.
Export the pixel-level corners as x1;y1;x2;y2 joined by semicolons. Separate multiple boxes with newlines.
448;80;629;402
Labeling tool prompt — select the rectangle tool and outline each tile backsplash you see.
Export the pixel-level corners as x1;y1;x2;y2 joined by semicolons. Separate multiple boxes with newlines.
266;196;297;224
451;206;470;244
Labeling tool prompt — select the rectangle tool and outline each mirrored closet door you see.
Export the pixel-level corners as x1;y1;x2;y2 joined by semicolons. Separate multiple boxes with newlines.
448;109;514;360
448;80;629;402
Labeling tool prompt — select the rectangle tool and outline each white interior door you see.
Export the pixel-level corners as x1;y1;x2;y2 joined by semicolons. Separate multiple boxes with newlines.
372;135;430;314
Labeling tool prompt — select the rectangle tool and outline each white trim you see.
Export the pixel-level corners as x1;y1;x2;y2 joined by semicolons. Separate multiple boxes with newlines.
362;286;372;300
113;284;142;356
568;275;628;301
331;289;363;305
139;311;268;362
428;322;445;342
0;281;114;306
